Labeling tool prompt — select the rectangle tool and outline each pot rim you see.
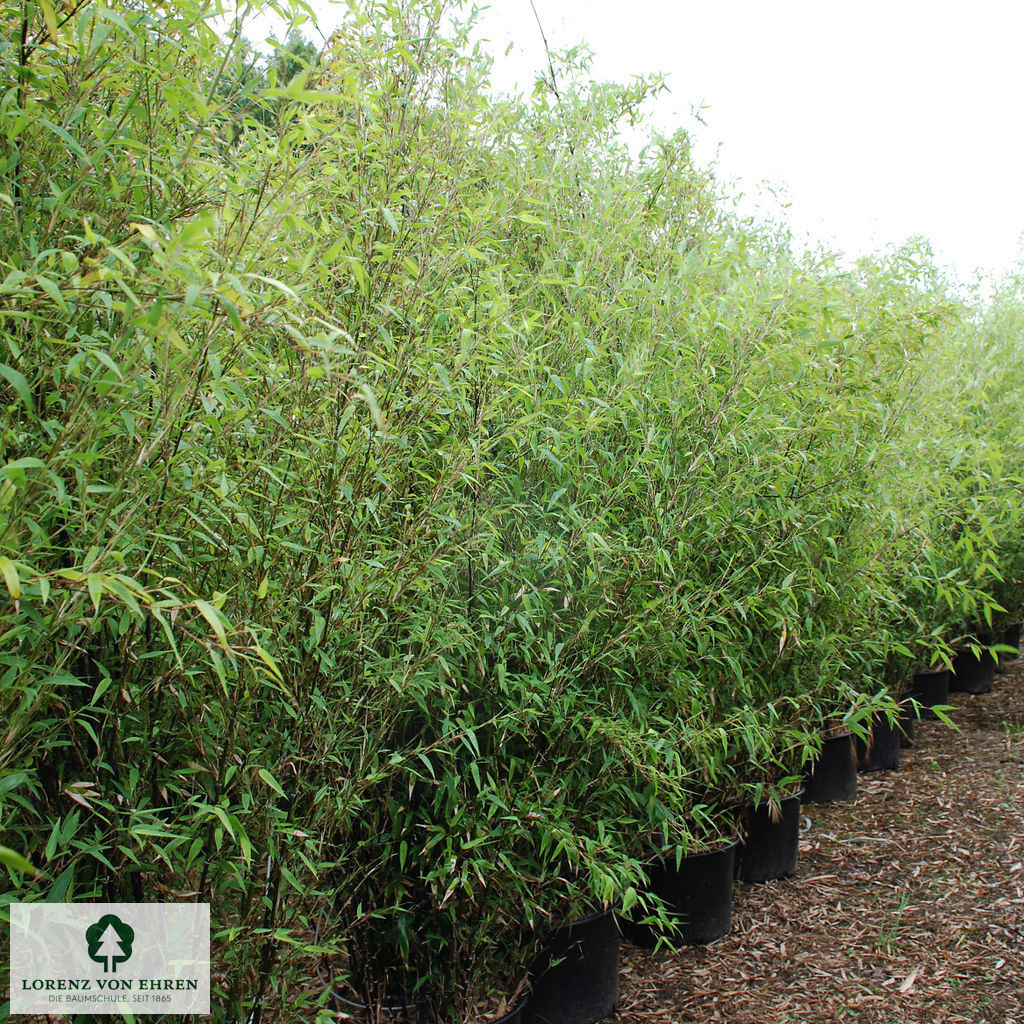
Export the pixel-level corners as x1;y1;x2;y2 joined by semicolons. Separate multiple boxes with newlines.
912;666;950;679
329;989;430;1016
821;729;853;742
953;645;994;660
488;992;530;1024
648;836;740;863
749;787;804;812
551;901;620;932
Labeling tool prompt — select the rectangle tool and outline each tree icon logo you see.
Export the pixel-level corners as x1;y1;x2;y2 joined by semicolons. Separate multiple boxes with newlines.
86;914;135;973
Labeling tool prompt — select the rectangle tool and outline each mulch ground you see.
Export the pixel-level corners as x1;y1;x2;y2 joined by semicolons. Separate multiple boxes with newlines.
615;657;1024;1024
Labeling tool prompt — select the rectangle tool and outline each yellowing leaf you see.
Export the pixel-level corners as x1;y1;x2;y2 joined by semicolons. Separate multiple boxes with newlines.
254;645;284;683
0;556;21;600
129;222;158;242
516;212;547;227
37;0;58;42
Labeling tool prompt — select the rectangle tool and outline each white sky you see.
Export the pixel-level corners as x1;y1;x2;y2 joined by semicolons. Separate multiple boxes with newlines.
248;0;1024;285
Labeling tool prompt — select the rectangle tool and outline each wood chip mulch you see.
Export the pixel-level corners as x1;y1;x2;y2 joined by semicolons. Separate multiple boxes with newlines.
614;658;1024;1024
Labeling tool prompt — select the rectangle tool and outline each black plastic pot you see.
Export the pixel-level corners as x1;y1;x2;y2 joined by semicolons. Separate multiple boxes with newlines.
738;790;802;882
803;732;857;803
1003;621;1021;661
525;906;619;1024
328;990;436;1024
910;667;950;720
854;712;901;772
489;994;530;1024
950;647;995;695
326;952;434;1024
628;840;738;946
897;694;915;749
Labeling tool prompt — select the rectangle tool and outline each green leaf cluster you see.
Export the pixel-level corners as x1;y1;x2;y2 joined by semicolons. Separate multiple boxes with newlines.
1;0;1022;1020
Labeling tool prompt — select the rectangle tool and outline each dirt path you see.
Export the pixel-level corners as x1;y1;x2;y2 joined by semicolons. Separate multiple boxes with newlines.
616;658;1024;1024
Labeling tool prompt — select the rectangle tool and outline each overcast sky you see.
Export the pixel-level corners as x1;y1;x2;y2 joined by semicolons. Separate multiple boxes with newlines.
471;0;1024;286
251;0;1024;285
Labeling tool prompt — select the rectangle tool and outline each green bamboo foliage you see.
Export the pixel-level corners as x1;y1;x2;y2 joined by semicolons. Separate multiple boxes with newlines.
1;0;1023;1020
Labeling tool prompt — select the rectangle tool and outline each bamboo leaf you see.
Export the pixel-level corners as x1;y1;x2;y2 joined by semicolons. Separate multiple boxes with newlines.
254;645;284;683
34;274;67;310
357;383;386;431
0;364;35;413
86;573;104;613
257;768;286;798
129;221;158;242
37;0;58;41
195;599;228;646
0;557;21;600
0;845;35;875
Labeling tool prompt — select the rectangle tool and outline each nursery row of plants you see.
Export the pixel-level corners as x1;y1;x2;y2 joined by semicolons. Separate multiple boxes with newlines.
519;633;1023;1024
2;0;1024;1019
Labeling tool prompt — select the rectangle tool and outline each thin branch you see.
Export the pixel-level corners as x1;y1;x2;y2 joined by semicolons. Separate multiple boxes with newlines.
527;0;561;101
